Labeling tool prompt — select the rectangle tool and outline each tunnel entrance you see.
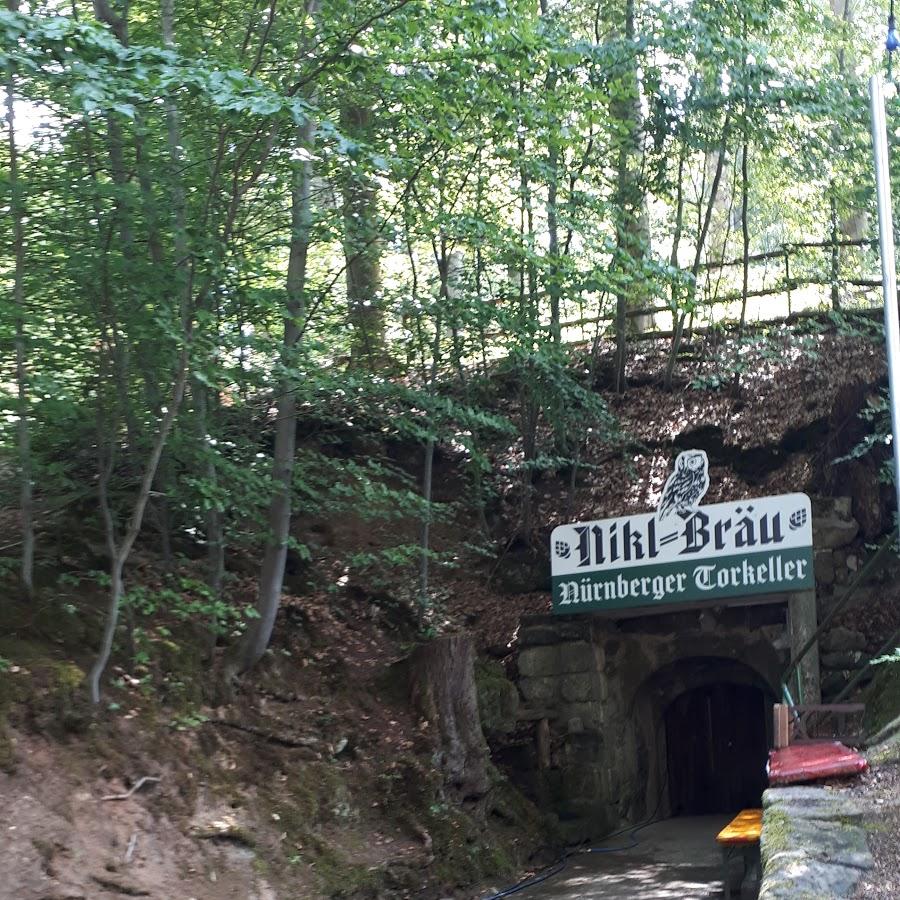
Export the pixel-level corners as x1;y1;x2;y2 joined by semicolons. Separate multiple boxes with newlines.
665;682;769;815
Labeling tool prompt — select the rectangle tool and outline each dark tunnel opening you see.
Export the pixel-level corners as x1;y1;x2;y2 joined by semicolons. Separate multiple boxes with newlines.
664;681;769;816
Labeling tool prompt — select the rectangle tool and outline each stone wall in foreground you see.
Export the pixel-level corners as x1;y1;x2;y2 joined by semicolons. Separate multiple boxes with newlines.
759;787;872;899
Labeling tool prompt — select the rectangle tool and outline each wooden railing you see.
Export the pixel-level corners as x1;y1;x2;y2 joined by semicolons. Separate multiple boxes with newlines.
773;702;866;748
558;236;883;339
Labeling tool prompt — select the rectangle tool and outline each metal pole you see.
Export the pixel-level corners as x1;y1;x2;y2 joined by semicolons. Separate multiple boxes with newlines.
870;74;900;548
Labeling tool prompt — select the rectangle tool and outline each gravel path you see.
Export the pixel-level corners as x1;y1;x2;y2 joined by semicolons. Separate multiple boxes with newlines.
852;755;900;898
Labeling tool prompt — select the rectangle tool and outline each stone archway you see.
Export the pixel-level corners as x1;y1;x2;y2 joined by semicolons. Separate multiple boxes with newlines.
630;656;775;819
513;606;789;841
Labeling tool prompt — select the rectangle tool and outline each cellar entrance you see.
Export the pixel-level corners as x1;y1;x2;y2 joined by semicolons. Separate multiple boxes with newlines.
665;681;769;815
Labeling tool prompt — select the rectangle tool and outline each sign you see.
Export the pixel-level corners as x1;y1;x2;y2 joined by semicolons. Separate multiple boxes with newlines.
550;451;814;613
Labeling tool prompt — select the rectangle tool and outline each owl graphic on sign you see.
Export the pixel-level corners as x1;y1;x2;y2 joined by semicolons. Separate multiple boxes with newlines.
657;450;709;520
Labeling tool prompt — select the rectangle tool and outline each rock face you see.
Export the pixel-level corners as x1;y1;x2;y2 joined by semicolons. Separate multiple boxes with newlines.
759;786;873;899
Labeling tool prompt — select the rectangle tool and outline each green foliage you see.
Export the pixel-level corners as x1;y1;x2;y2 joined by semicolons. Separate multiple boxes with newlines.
690;326;822;391
169;711;210;731
833;389;894;483
124;576;257;638
0;0;889;693
501;343;619;465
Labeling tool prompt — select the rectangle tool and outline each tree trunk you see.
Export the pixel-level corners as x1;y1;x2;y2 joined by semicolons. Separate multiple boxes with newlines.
409;634;490;800
162;0;226;599
664;118;730;390
228;108;316;676
611;0;650;393
89;353;190;703
419;438;434;605
342;102;384;369
738;141;750;334
5;14;34;598
830;194;841;311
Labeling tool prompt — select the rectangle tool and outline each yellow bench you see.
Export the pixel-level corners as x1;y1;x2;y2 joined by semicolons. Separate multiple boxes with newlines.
716;809;762;900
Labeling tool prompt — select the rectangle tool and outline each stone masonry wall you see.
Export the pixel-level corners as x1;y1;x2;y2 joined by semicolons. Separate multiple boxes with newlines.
514;607;788;841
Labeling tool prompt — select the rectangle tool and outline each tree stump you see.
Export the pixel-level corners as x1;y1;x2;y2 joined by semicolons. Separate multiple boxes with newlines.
409;633;490;800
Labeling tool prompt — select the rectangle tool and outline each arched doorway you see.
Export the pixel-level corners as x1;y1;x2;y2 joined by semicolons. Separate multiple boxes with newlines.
631;656;775;820
665;681;768;815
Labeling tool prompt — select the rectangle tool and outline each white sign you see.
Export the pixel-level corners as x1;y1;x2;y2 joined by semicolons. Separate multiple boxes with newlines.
550;490;813;613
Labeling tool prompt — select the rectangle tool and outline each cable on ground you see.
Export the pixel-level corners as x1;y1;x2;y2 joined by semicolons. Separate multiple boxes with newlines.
480;771;669;900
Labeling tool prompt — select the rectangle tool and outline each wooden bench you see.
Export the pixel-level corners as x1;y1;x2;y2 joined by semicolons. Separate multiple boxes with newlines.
716;809;762;900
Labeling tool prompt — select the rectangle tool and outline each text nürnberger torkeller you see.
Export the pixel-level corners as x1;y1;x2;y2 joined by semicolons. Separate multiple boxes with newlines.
550;493;814;613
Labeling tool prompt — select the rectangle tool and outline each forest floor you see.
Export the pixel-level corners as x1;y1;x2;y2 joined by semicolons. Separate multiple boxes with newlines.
2;315;900;899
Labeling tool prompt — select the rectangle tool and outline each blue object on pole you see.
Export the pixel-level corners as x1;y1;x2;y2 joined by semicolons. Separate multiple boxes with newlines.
888;16;900;52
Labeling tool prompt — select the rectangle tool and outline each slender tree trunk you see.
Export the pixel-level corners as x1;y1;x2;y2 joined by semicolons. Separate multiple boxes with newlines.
419;439;434;604
612;0;649;393
517;122;539;331
474;149;488;373
738;139;750;335
133;138;174;566
542;38;561;344
162;0;226;598
228;106;317;675
664;118;730;390
830;194;841;310
342;102;384;369
89;353;191;703
419;237;449;603
91;0;139;449
5;12;34;598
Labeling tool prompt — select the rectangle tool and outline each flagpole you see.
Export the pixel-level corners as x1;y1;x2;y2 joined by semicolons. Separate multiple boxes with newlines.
870;74;900;548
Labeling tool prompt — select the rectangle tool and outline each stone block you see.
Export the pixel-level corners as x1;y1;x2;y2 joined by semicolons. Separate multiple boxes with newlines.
562;734;602;771
562;701;602;731
821;650;865;670
604;639;622;662
567;716;584;734
559;640;601;674
518;645;561;678
518;676;557;704
763;787;870;822
760;856;868;899
517;625;563;647
560;673;594;703
833;497;853;518
814;514;859;550
814;550;835;587
760;624;791;651
820;626;867;653
519;616;591;645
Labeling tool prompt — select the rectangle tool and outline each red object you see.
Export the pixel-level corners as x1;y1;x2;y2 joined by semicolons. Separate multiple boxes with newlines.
767;741;868;786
